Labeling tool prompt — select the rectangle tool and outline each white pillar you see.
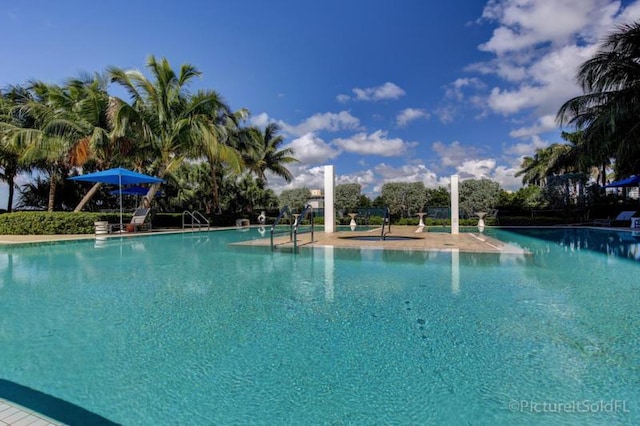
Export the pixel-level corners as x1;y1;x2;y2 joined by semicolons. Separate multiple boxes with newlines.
324;165;335;233
450;174;459;235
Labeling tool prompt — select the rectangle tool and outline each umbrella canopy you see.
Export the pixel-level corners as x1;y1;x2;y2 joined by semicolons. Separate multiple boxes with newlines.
109;186;162;196
605;175;640;188
70;167;164;231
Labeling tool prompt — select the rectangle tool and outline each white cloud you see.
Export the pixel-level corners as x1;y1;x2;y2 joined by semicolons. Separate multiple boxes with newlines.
352;82;406;101
333;130;415;156
336;169;376;193
371;163;447;192
279;111;362;137
486;44;588;116
509;114;557;138
286;133;340;164
445;78;486;100
434;106;456;124
469;0;640;141
249;112;270;128
396;108;430;127
479;0;617;54
504;134;550;156
336;94;350;103
453;158;521;190
267;165;327;195
491;164;523;190
431;140;481;167
456;159;496;180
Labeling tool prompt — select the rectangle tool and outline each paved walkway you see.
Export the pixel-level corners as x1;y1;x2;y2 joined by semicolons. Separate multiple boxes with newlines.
0;228;190;245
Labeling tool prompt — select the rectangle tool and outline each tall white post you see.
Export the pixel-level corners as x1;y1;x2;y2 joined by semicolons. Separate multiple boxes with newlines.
324;165;335;233
450;174;459;235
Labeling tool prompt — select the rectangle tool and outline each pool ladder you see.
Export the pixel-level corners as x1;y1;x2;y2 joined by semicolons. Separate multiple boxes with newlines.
182;210;210;232
270;205;314;252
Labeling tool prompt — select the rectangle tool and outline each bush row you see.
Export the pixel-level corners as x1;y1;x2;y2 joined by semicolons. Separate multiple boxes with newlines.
0;212;121;235
0;211;582;235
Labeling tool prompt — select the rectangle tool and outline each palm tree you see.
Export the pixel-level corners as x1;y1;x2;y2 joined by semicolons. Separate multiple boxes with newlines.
0;85;40;212
239;122;298;183
189;101;246;214
2;80;106;211
0;89;18;211
108;56;244;207
515;147;554;186
558;130;610;186
557;21;640;179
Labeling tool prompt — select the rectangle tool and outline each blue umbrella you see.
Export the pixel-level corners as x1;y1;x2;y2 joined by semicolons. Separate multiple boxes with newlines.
109;186;162;196
605;175;640;187
70;167;164;231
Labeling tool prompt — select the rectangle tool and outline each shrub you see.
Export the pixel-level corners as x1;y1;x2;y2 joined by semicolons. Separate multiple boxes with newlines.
0;212;121;235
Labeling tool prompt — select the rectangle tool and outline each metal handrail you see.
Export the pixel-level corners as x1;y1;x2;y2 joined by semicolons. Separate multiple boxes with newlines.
293;204;314;252
381;207;391;240
270;206;291;250
182;210;210;231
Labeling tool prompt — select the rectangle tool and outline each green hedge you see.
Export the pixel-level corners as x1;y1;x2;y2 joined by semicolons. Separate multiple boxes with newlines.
0;212;121;235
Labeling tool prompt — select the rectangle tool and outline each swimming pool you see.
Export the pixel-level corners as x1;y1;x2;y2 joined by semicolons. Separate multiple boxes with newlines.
0;228;638;424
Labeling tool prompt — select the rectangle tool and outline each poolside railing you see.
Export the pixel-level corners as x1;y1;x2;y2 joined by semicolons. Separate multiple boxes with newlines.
381;207;391;240
182;210;210;231
270;206;292;250
293;204;315;252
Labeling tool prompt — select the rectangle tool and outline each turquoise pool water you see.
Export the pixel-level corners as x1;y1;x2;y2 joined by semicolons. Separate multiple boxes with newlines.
0;228;638;424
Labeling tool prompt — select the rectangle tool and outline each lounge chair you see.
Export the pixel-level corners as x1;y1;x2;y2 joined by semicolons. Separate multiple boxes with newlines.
110;208;152;233
593;210;637;227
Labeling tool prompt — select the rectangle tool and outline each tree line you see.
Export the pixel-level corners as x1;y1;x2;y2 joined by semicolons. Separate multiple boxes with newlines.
4;22;637;218
0;55;297;214
516;21;640;207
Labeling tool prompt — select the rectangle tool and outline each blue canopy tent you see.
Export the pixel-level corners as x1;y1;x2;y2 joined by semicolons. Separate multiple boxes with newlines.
109;186;163;196
605;175;640;205
70;167;164;231
605;175;640;187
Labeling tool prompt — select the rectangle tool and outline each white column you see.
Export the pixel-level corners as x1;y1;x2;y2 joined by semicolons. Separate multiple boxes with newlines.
324;165;335;233
450;174;459;235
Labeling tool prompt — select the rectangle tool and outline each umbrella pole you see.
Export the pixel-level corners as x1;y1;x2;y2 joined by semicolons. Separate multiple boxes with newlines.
119;175;123;232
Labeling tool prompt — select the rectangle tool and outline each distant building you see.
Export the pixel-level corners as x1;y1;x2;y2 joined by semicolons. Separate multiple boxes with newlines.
308;189;324;209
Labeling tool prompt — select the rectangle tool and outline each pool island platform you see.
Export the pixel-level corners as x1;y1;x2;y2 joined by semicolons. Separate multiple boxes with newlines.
0;226;528;254
233;226;530;254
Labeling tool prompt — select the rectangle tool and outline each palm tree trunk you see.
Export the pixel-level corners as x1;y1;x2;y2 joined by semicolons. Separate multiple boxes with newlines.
140;167;167;209
7;177;15;213
210;164;220;213
601;162;607;187
48;174;57;212
73;182;102;212
142;182;162;208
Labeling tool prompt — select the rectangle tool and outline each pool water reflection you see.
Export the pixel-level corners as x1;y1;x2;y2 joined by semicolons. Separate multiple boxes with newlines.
0;228;638;424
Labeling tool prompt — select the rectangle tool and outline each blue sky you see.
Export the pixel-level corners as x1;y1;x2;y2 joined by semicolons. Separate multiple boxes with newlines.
2;0;640;208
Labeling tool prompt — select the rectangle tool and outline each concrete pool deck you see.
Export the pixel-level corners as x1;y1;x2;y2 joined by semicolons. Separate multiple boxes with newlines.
233;226;530;254
0;225;527;254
